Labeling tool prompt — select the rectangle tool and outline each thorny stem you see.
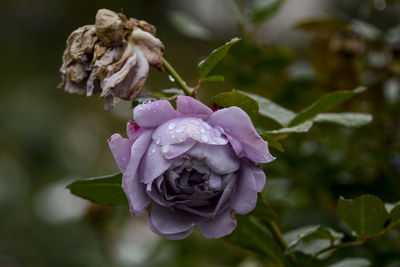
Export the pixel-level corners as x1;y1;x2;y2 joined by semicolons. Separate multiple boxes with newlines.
264;220;298;266
162;57;193;97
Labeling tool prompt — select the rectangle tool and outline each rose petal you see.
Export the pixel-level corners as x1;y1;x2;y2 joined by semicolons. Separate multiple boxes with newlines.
122;130;153;215
149;203;196;235
152;118;228;146
134;100;177;128
109;46;149;101
208;107;275;163
214;173;236;215
148;216;192;240
187;143;240;174
126;120;145;139
130;28;164;70
230;161;258;214
209;172;222;191
176;95;213;119
162;138;197;160
249;163;266;192
107;133;133;173
198;208;237;238
139;142;172;184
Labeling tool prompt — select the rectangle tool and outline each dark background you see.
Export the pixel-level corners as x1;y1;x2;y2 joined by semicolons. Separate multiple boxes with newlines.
0;0;399;266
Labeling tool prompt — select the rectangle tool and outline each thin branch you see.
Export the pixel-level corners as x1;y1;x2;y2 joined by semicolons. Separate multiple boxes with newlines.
162;57;193;96
263;220;298;267
302;240;365;266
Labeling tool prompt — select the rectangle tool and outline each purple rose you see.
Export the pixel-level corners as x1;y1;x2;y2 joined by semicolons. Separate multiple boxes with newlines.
108;96;275;239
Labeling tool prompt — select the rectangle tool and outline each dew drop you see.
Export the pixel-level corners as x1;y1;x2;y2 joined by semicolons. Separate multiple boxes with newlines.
200;128;205;133
151;148;156;154
201;135;209;142
204;123;211;129
162;145;170;153
176;125;186;133
155;137;161;145
168;122;176;130
168;75;175;82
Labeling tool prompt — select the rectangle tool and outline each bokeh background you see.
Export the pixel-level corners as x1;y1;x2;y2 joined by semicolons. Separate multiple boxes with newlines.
1;0;400;266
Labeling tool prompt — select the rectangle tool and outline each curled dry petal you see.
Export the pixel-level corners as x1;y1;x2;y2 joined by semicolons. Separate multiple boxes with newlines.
58;8;164;110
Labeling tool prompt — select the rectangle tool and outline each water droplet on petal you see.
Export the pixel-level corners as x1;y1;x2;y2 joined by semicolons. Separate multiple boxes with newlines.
155;137;161;145
176;125;186;133
162;145;170;153
151;148;156;154
201;135;209;142
168;123;176;130
204;123;211;129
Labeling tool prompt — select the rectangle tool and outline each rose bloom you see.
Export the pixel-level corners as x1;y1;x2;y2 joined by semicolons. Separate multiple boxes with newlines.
108;96;275;239
59;9;164;110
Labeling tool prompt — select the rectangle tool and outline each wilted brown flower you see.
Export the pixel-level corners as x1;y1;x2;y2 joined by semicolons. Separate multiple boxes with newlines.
59;9;164;110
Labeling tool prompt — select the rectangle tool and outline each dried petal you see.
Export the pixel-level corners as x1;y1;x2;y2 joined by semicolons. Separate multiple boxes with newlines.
95;9;126;47
58;8;164;110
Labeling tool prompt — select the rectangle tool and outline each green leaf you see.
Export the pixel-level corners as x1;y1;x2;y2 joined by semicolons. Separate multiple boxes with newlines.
202;75;225;82
252;0;285;23
284;225;343;256
131;95;159;108
264;121;313;135
168;11;212;40
338;194;389;238
226;216;288;265
241;91;296;127
198;37;241;78
162;88;185;95
262;134;284;152
249;196;277;221
207;89;259;120
66;173;128;206
327;257;371;267
288;86;366;127
314;113;373;128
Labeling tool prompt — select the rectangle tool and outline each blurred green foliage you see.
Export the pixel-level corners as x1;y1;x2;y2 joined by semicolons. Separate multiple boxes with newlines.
1;0;400;266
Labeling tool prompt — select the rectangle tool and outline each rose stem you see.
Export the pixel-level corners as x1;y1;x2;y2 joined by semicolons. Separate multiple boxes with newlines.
162;57;193;96
264;220;298;266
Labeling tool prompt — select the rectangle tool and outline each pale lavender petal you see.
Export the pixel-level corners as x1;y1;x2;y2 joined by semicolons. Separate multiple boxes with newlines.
187;143;240;174
107;134;133;173
122;130;153;215
214;173;236;214
134;100;177;128
148;216;192;240
249;163;266;192
198;208;237;238
149;203;196;235
230;161;258;214
161;139;197;159
176;95;213;119
139;142;172;184
126;120;145;140
152;118;228;146
209;172;222;191
208;107;275;163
